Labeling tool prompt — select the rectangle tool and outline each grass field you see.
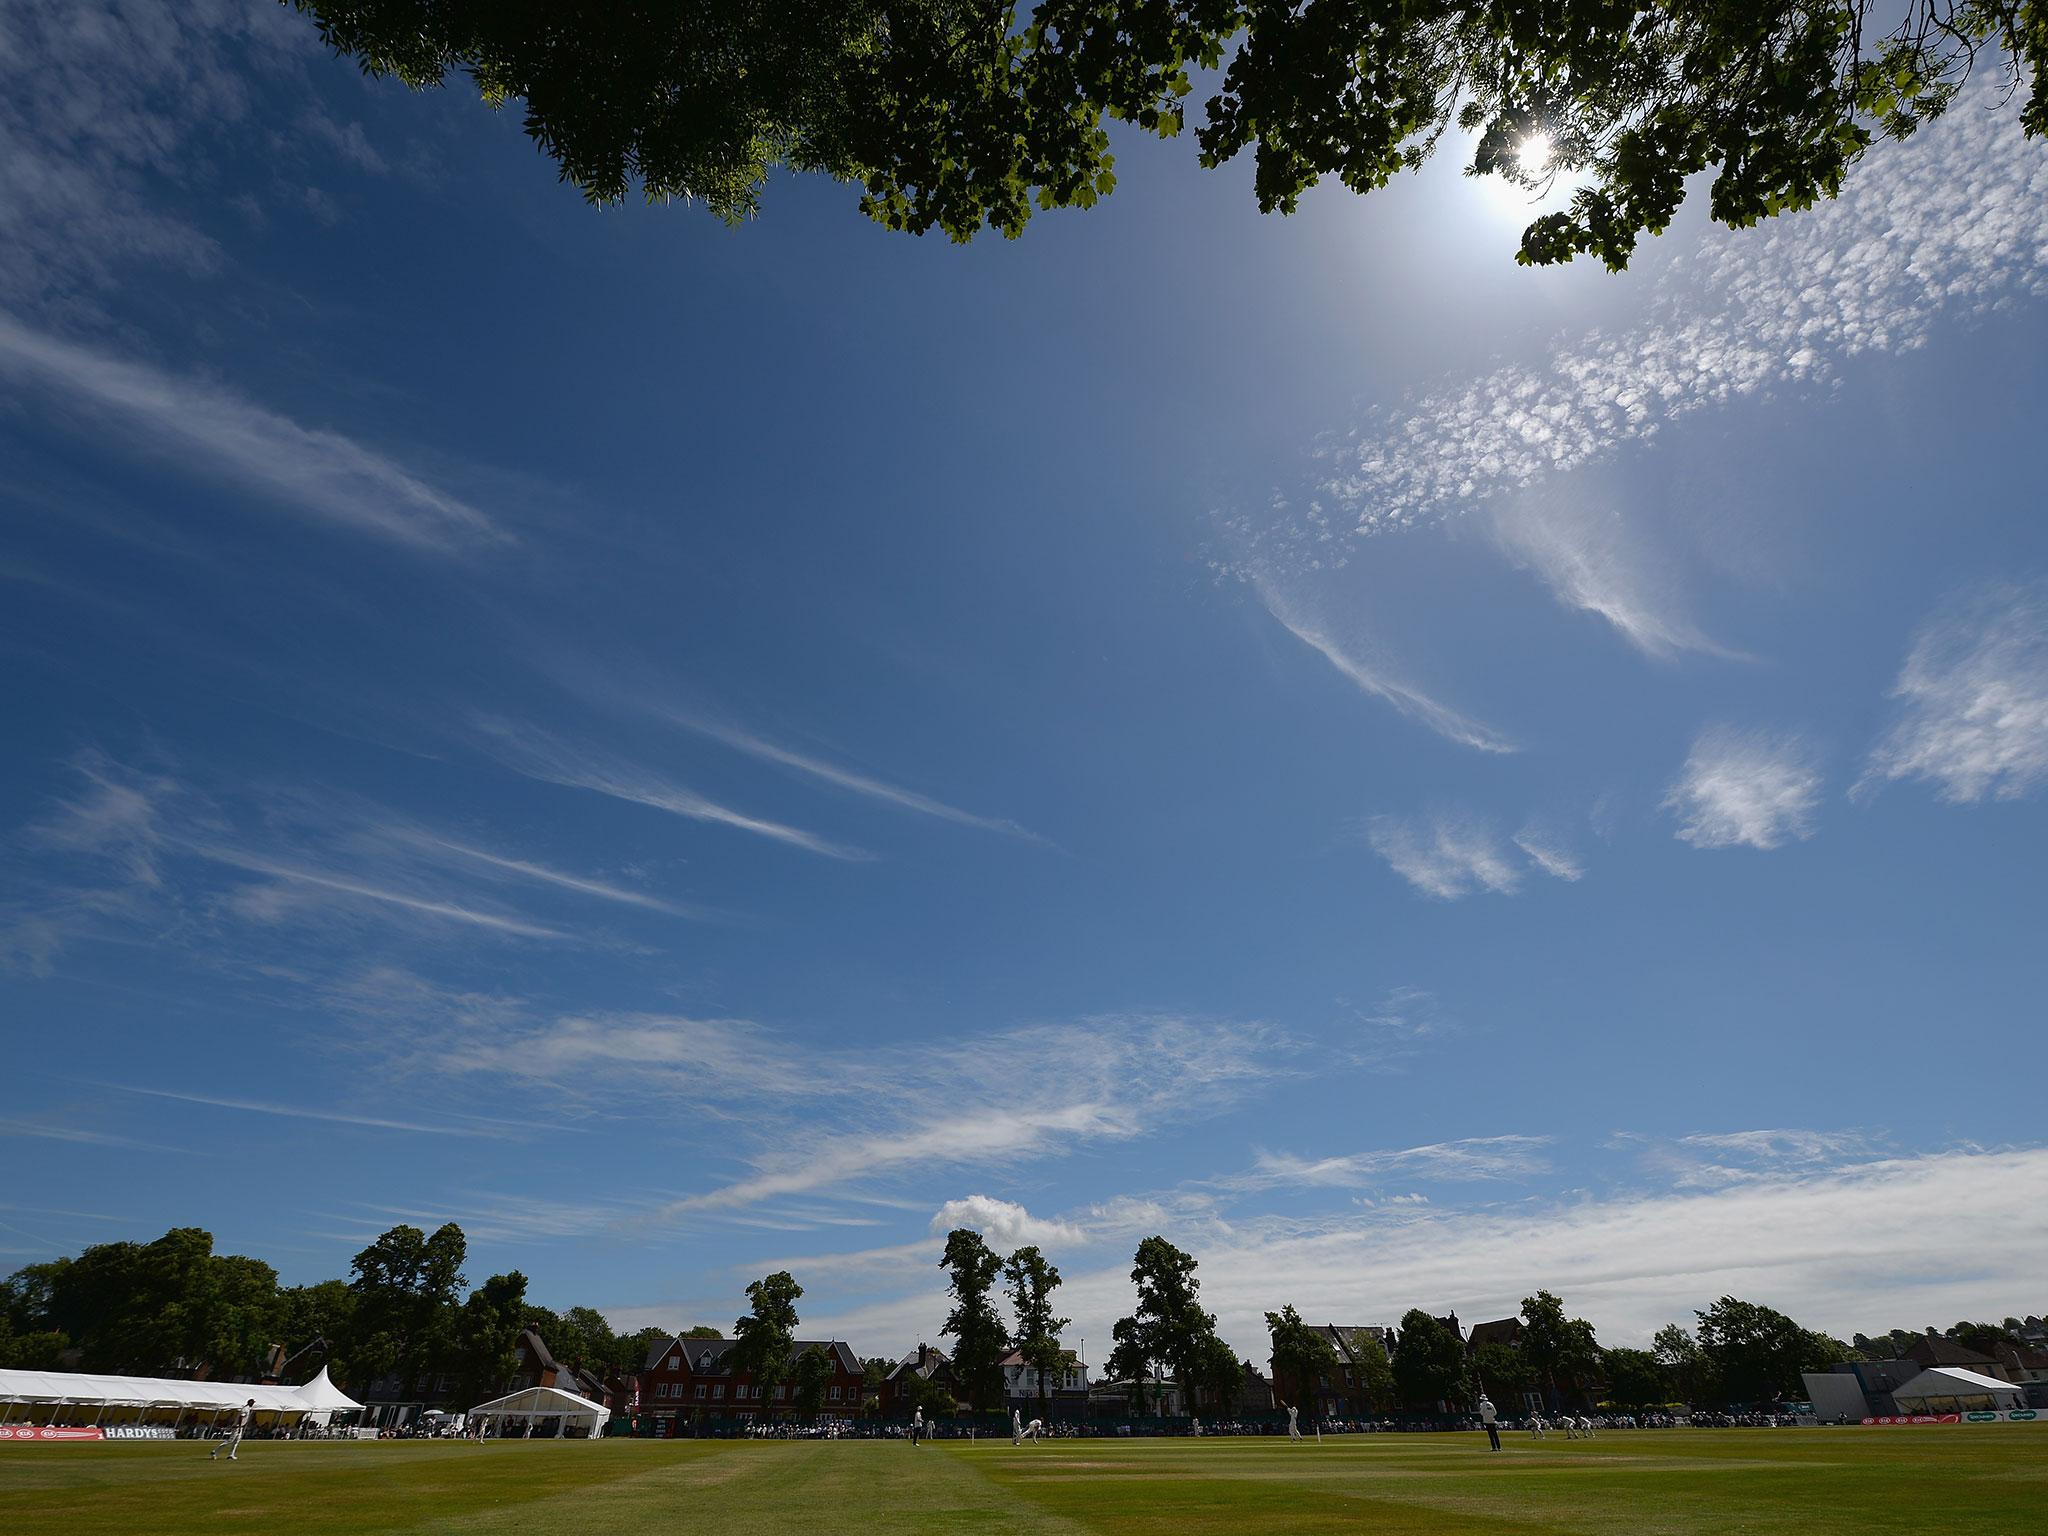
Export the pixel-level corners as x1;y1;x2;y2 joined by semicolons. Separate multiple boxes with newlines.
6;1429;2043;1535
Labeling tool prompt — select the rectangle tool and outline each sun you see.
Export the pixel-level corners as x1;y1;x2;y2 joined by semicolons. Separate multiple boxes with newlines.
1515;132;1553;180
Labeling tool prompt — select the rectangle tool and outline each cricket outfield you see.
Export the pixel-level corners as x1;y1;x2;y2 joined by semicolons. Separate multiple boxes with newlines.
5;1428;2042;1535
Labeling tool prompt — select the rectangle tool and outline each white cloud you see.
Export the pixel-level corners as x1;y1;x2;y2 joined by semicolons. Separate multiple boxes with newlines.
472;716;867;860
103;1084;511;1138
1512;822;1585;882
931;1195;1087;1249
0;312;504;554
1862;579;2048;803
1315;89;2048;535
376;825;711;919
663;713;1049;845
1665;727;1822;850
1614;1127;1881;1190
1226;84;2048;648
1365;811;1581;899
429;1008;1290;1222
797;1144;2048;1359
196;843;572;939
1256;580;1516;754
1225;1136;1553;1192
1489;495;1741;660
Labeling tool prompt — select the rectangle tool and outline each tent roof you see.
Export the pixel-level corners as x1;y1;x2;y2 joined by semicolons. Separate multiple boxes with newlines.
467;1385;609;1418
0;1367;329;1413
291;1365;362;1412
1894;1366;2017;1397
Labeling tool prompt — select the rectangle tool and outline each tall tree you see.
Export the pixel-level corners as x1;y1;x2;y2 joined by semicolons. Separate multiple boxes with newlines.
452;1271;529;1406
1265;1305;1340;1421
1693;1296;1840;1406
1651;1323;1719;1406
1352;1334;1397;1415
348;1223;468;1399
791;1344;833;1420
48;1228;278;1378
939;1229;1007;1411
1601;1347;1669;1411
1190;1333;1244;1417
1390;1310;1466;1413
729;1271;803;1415
290;2;2048;267
1519;1291;1601;1410
1004;1245;1070;1422
1112;1236;1222;1418
1470;1341;1534;1404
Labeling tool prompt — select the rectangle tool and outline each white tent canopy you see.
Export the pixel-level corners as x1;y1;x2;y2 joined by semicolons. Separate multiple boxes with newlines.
1891;1367;2025;1410
0;1365;360;1426
465;1385;609;1437
289;1366;364;1423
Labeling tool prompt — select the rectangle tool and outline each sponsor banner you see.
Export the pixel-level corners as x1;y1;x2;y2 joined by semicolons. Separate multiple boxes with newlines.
0;1426;106;1442
1862;1411;2040;1425
104;1425;177;1440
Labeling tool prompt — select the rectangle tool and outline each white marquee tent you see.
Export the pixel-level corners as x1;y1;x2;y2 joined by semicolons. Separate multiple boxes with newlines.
0;1364;363;1429
464;1385;609;1438
1891;1367;2026;1412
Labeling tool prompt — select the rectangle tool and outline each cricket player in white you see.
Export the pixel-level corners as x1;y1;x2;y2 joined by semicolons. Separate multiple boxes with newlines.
210;1399;255;1461
1283;1402;1302;1441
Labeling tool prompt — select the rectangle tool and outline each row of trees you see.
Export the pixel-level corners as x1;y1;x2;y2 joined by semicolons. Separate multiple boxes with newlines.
0;1224;694;1405
8;1224;2034;1416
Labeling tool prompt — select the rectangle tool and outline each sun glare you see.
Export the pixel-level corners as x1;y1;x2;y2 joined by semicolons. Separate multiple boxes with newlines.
1515;132;1553;179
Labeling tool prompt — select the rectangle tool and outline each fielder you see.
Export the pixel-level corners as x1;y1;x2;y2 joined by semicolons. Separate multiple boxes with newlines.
209;1399;255;1461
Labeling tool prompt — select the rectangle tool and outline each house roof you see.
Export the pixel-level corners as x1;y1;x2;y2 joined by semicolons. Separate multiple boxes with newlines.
644;1336;859;1377
885;1344;951;1383
1905;1335;1998;1367
516;1328;560;1373
1466;1318;1522;1351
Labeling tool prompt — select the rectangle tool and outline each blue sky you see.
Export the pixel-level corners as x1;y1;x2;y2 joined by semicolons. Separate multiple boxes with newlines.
4;4;2047;1364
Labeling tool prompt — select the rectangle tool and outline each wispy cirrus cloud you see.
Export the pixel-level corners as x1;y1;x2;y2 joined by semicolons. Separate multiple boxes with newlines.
1310;89;2048;538
1222;83;2048;655
1488;495;1743;660
659;712;1049;845
103;1083;518;1139
1223;1135;1554;1193
1512;820;1585;882
423;1007;1289;1221
1257;580;1516;754
1665;727;1822;850
1860;579;2048;804
1364;810;1581;899
471;716;866;861
195;843;572;940
0;312;504;555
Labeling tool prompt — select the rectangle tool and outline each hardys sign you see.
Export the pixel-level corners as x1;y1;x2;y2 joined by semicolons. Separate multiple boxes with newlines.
0;1426;105;1442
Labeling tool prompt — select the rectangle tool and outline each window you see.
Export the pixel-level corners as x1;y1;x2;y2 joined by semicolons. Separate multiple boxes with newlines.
712;1385;724;1400
829;1386;841;1401
669;1352;681;1368
776;1384;788;1400
694;1384;706;1401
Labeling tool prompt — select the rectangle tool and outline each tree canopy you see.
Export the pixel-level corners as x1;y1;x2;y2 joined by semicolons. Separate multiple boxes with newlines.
1265;1303;1340;1414
1391;1309;1467;1411
1110;1236;1225;1410
1003;1244;1070;1418
289;2;2048;267
729;1271;804;1401
939;1229;1008;1411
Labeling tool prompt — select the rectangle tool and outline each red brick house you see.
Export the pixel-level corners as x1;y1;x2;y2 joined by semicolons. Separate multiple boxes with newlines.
639;1334;866;1431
